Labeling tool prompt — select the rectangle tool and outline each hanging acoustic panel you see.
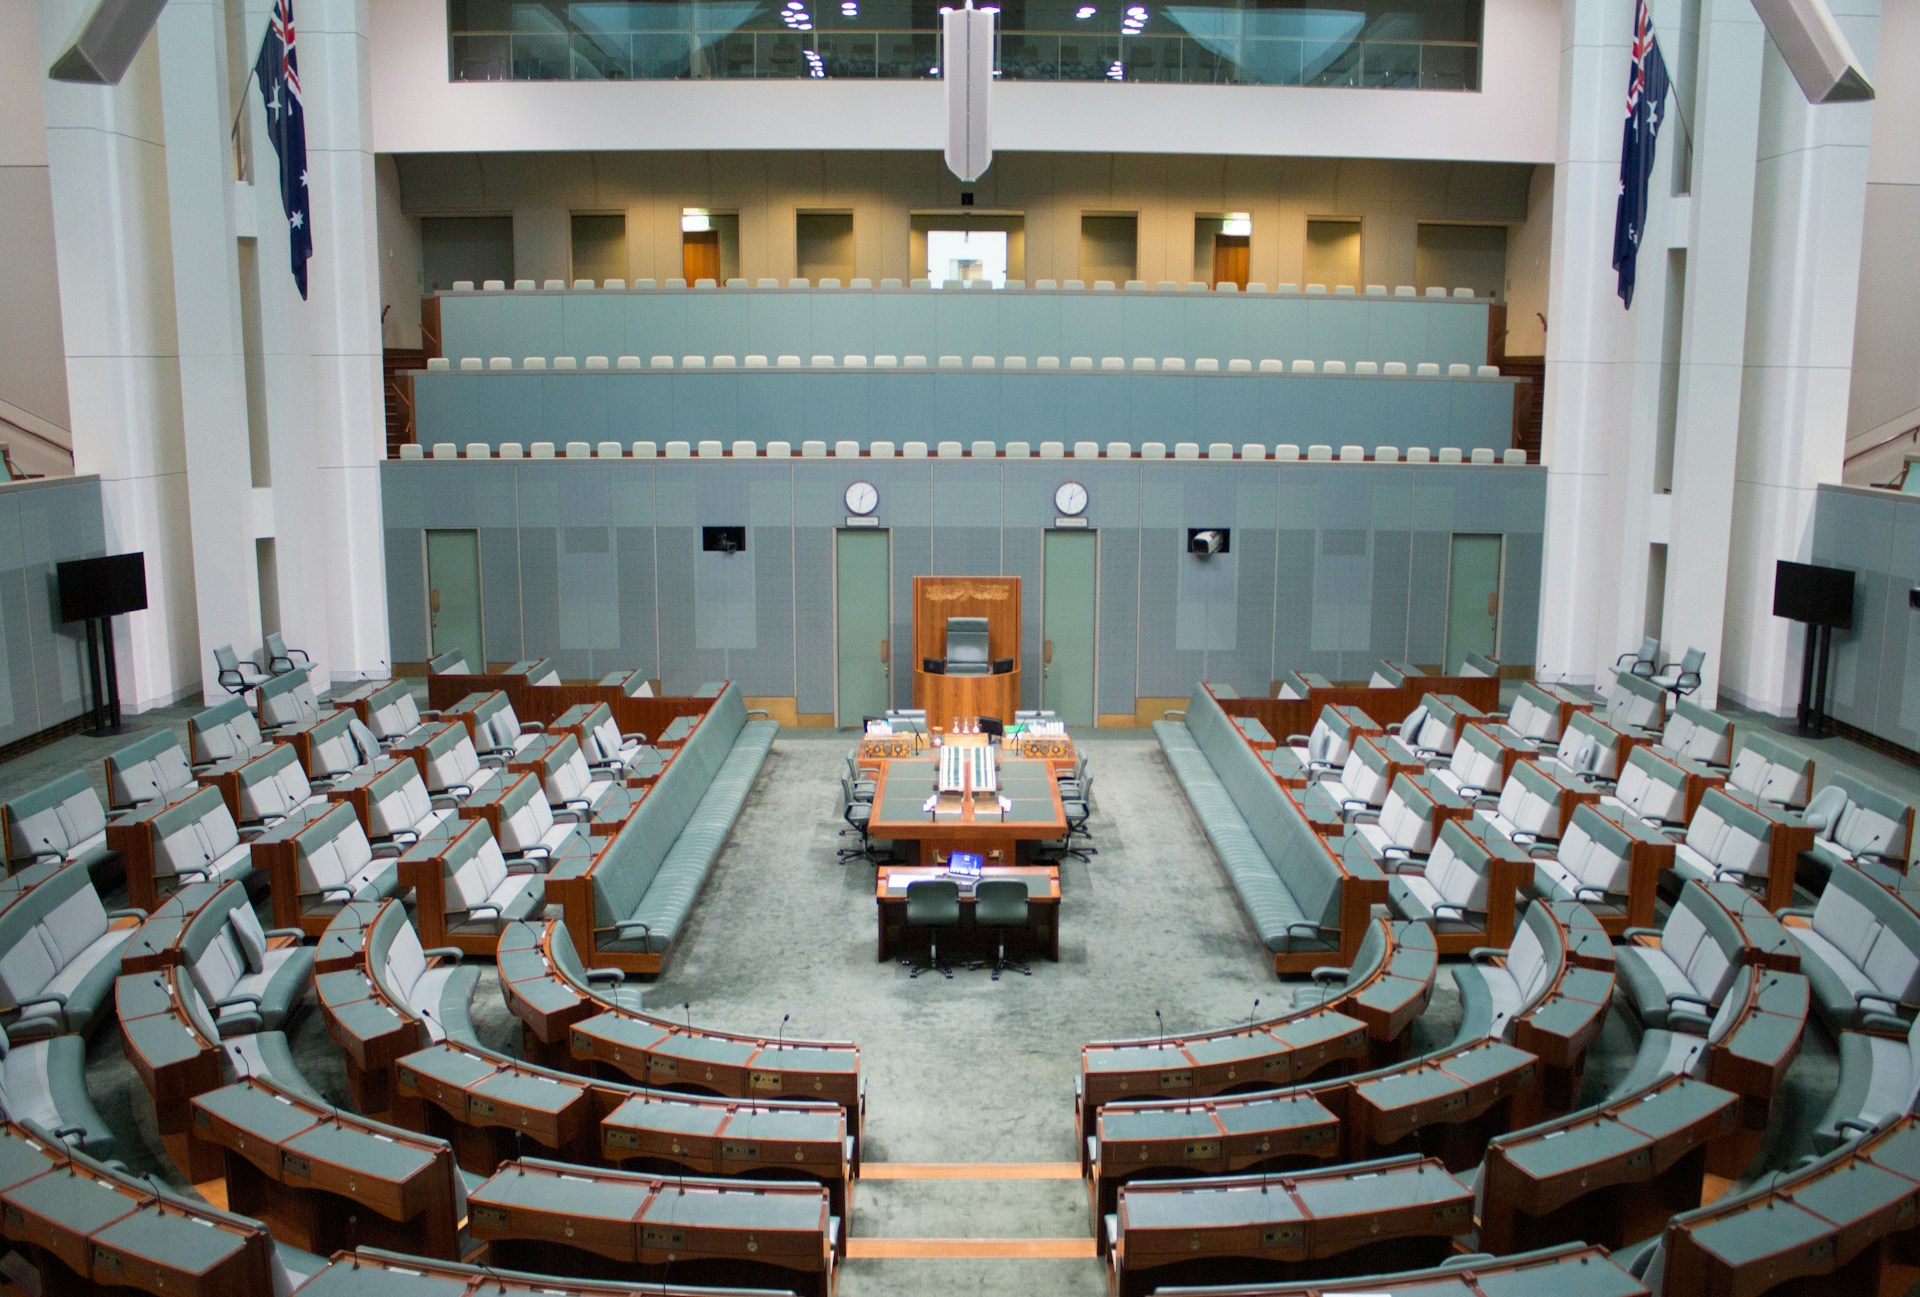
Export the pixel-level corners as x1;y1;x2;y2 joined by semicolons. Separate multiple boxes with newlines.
942;3;995;182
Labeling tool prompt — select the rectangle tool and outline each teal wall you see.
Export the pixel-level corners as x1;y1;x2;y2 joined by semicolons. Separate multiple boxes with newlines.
381;459;1546;715
411;369;1518;454
434;286;1494;370
1811;484;1920;752
0;476;109;747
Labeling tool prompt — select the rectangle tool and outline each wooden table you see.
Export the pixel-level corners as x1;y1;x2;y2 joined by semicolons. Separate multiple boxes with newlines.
874;864;1061;962
866;755;1067;865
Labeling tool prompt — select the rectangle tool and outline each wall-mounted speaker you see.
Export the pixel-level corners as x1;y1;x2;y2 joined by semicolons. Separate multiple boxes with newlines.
1748;0;1874;103
702;526;746;554
942;3;995;182
1187;529;1230;557
48;0;168;85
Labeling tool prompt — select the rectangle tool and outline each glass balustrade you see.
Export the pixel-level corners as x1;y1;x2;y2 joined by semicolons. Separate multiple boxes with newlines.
447;0;1482;88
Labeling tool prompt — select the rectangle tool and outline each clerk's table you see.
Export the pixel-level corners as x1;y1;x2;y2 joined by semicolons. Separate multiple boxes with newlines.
865;754;1068;865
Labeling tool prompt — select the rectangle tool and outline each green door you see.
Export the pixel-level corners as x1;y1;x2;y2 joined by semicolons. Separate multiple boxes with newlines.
425;529;485;669
836;529;891;726
1042;529;1098;727
1444;533;1504;672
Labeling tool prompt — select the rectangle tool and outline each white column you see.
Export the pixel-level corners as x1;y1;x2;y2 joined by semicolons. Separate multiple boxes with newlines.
1658;0;1765;703
1534;0;1643;687
244;0;391;683
157;0;265;701
38;0;199;712
1720;0;1879;713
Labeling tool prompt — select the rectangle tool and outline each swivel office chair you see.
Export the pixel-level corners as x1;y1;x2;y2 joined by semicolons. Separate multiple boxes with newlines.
212;645;270;695
969;880;1032;979
1650;647;1705;698
264;632;312;676
1615;636;1660;678
902;880;961;978
838;777;876;863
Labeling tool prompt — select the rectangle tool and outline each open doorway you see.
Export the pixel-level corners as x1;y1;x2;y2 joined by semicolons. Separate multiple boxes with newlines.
1195;213;1251;288
911;213;1025;285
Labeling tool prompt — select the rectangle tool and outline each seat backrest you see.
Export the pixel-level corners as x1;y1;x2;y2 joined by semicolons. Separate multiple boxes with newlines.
256;668;322;728
1450;725;1505;790
1562;805;1634;894
294;804;374;899
105;731;195;808
1426;823;1491;910
1606;672;1666;731
236;745;312;822
367;762;435;838
1828;775;1914;860
367;681;423;741
188;696;264;764
944;617;991;672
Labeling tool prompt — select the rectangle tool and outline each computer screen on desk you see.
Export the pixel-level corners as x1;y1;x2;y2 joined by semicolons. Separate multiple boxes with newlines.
948;851;983;878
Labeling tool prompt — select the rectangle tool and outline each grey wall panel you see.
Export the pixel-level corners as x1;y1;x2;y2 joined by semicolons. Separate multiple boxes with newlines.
415;369;1521;455
437;288;1496;372
0;479;106;745
378;461;1548;718
1812;486;1904;744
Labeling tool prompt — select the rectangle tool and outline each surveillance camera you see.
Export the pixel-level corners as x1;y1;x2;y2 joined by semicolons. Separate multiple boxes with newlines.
1188;529;1228;557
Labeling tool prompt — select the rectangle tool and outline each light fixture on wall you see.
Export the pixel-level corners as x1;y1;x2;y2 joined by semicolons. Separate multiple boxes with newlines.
942;2;995;183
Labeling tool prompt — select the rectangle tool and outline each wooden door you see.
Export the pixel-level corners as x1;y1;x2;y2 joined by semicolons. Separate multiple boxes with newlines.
1212;234;1250;289
682;230;721;283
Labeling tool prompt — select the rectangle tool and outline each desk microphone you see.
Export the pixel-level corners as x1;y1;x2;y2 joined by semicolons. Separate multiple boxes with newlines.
1247;998;1261;1030
683;1002;693;1034
775;1013;790;1052
1154;1008;1165;1051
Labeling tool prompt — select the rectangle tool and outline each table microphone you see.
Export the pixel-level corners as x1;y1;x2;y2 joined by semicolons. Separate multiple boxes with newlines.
1154;1008;1164;1050
1247;998;1261;1030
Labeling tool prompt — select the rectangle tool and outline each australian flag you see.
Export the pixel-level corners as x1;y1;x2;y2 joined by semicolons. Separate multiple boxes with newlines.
256;0;312;299
1612;0;1669;308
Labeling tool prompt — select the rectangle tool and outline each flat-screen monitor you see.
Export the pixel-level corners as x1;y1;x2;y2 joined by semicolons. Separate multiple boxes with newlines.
56;552;148;623
947;850;983;879
1773;560;1854;629
979;716;1005;740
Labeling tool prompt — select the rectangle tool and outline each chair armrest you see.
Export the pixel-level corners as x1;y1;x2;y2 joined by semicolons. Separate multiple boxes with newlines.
509;846;552;862
1776;906;1815;921
215;993;263;1013
519;721;545;733
1431;903;1474;922
1622;927;1662;944
585;968;626;985
1308;965;1349;986
1832;1118;1879;1139
504;861;541;875
1283;921;1334;944
1527;844;1559;860
1667;1008;1715;1035
552;807;588;825
1855;990;1910;1014
1468;947;1505;965
1163;710;1185;721
370;843;403;859
51;1125;90;1146
107;907;149;922
1666;993;1715;1014
1860;1012;1910;1035
746;709;771;720
602;919;653;945
176;865;215;883
265;928;305;942
1630;661;1656;677
317;884;355;902
6;1016;60;1043
465;904;501;920
1573;885;1613;904
620;731;649;744
217;1011;265;1038
423;947;465;963
429;793;461;810
476;754;508;769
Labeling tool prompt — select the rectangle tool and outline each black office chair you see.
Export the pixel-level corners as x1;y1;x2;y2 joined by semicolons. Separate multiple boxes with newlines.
838;777;877;863
901;880;961;978
968;880;1031;979
1057;771;1096;862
